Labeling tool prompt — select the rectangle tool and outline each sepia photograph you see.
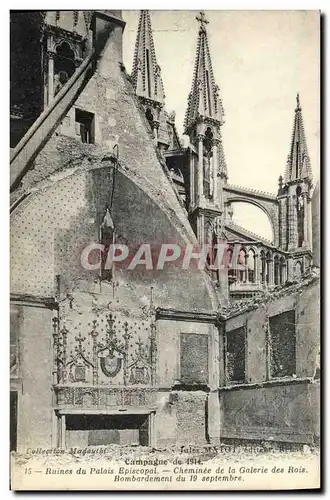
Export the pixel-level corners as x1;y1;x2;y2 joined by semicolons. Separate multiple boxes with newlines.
9;8;320;490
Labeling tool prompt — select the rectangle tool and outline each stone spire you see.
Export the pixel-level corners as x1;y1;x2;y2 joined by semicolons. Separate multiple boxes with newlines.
184;11;225;134
284;93;313;184
131;10;165;105
218;136;228;181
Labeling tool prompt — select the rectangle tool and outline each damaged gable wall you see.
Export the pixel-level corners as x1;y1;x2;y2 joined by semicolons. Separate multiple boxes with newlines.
11;13;218;310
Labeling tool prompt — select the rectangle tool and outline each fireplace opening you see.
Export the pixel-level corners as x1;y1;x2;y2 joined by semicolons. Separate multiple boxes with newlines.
65;413;150;447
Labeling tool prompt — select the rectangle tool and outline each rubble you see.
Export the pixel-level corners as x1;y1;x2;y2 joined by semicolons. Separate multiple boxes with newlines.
219;268;320;319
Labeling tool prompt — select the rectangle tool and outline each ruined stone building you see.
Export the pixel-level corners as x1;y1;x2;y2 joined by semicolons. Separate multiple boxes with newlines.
10;10;320;452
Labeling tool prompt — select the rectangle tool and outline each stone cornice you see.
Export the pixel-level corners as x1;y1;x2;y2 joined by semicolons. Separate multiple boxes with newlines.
155;307;217;323
219;376;318;392
10;293;58;310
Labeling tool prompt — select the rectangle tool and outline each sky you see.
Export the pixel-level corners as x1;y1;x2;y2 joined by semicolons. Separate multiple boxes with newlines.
122;10;320;241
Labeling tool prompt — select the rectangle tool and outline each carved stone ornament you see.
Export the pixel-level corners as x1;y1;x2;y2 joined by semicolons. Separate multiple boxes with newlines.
99;348;124;378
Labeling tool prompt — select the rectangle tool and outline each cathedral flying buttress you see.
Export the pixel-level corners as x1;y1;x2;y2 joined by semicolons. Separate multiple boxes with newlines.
139;11;314;298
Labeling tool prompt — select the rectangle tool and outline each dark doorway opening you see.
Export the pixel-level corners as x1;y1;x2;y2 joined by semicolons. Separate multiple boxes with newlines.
65;414;150;447
10;391;18;452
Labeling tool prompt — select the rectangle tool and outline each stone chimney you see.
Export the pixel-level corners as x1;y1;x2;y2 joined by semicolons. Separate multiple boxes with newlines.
91;11;126;77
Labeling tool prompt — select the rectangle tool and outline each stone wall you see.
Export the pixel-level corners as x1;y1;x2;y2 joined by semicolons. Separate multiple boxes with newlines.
11;303;54;452
220;278;320;444
174;390;208;446
152;317;221;447
220;381;318;444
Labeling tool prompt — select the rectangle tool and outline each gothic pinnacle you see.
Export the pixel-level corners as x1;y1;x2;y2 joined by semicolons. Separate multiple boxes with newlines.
196;11;209;33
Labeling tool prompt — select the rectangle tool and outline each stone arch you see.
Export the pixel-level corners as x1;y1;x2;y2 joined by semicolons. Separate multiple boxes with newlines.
226;197;276;242
223;184;280;245
54;39;78;59
54;41;76;96
145;108;154;128
246;244;258;255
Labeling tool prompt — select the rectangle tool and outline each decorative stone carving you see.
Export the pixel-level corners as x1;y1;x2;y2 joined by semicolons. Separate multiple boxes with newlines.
53;296;158;408
128;338;151;385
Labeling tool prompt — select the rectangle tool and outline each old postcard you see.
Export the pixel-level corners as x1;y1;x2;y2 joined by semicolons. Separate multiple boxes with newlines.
10;9;320;490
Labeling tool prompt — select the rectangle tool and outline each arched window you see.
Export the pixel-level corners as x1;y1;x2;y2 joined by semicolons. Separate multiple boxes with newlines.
54;42;76;95
204;127;213;151
145;108;153;128
295;261;302;279
203;128;213;199
247;248;256;283
237;248;247;282
274;255;280;285
227;247;236;282
225;247;233;267
296;185;304;248
202;156;211;198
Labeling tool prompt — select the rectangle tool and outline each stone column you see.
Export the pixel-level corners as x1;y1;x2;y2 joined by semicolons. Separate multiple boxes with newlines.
212;139;218;204
60;414;66;449
153;121;159;145
282;260;287;283
255;253;260;284
197;213;204;246
268;256;274;285
52;412;58;448
190;153;195;207
149;412;156;448
207;391;221;445
197;134;205;204
287;257;294;282
48;51;55;104
244;253;249;283
307;197;313;251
